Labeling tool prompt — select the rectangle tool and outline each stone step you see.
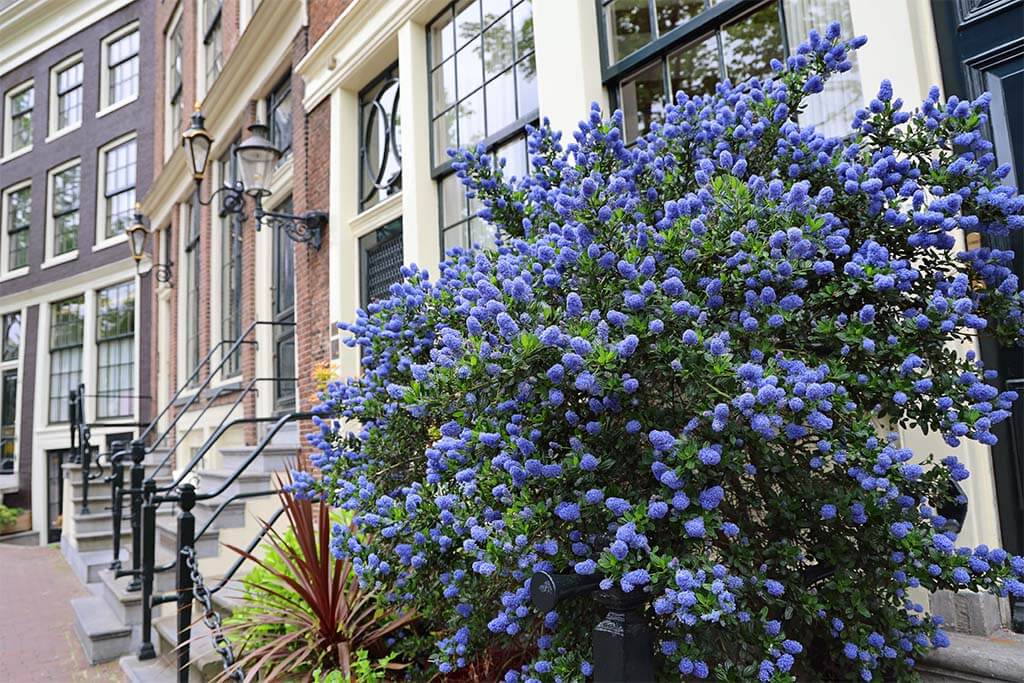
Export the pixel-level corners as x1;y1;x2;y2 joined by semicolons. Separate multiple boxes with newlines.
72;507;176;536
195;467;271;498
99;568;144;626
157;519;221;559
72;595;132;665
193;496;248;533
74;528;132;553
154;614;224;681
62;535;128;585
120;653;203;683
219;444;298;474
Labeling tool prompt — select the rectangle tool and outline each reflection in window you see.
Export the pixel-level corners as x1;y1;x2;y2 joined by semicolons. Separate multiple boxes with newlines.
8;86;33;153
6;186;30;270
268;76;293;161
56;61;84;131
2;312;19;362
609;0;859;142
103;139;137;239
429;0;536;167
49;296;84;422
52;164;81;255
360;64;402;211
96;282;135;418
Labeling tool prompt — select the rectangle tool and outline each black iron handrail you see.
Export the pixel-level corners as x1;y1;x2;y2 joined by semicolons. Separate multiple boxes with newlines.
145;376;297;484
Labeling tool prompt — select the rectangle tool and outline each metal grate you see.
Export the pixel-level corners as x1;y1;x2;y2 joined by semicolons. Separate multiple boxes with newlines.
365;230;403;305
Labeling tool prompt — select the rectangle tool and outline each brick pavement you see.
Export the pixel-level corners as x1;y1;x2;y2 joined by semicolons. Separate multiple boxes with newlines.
0;544;121;682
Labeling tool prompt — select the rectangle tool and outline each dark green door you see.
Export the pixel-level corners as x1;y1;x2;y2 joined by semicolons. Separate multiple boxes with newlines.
932;0;1024;560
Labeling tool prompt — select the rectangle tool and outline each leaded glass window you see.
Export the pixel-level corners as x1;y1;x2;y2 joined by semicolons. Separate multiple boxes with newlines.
52;163;80;255
8;85;33;153
359;64;402;211
49;296;84;422
97;282;135;418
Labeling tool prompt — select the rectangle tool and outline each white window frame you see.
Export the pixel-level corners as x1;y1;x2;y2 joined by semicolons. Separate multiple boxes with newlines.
47;51;84;141
164;5;185;160
94;131;138;251
0;306;25;489
43;157;82;268
99;21;141;117
2;79;34;160
0;179;32;281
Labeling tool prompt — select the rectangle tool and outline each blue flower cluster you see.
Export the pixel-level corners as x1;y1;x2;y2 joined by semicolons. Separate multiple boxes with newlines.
302;22;1024;682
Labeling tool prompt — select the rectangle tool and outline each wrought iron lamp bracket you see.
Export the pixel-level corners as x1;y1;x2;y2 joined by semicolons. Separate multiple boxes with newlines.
252;194;325;251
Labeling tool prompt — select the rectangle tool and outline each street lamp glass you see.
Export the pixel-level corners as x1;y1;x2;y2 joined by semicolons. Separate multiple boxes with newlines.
125;213;149;263
235;123;281;195
182;107;214;180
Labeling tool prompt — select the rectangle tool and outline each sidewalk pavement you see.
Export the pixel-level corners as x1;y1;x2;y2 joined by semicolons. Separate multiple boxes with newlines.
0;543;121;682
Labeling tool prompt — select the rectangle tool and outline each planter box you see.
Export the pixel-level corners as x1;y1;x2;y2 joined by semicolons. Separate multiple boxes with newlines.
0;510;31;535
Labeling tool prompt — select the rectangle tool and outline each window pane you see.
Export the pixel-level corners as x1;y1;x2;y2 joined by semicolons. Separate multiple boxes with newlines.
620;60;666;142
454;0;481;49
482;0;509;25
443;223;467;252
432;60;457;112
1;369;16;474
721;3;784;84
49;296;84;422
430;9;456;63
441;172;468;228
270;81;293;157
9;228;28;270
515;52;537;116
486;68;517;134
605;0;652;63
456;36;484;97
2;313;20;362
434;108;458;162
104;140;137;238
668;34;721;99
495;135;527;180
459;89;486;147
655;0;707;36
512;0;534;61
483;12;514;79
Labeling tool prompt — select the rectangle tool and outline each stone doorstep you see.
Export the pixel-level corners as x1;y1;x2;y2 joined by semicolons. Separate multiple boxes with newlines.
919;629;1024;683
71;595;132;665
74;528;132;553
219;444;299;475
156;518;221;558
195;467;273;499
120;653;204;683
193;496;248;533
62;536;127;585
154;613;223;681
98;568;144;626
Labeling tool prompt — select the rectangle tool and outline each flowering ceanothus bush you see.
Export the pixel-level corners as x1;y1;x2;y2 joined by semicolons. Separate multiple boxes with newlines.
302;23;1024;682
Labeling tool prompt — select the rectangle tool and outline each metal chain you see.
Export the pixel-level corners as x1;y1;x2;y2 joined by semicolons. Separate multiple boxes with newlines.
182;546;245;682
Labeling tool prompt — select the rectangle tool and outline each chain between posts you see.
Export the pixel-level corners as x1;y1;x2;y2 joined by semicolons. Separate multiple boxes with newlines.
181;545;243;682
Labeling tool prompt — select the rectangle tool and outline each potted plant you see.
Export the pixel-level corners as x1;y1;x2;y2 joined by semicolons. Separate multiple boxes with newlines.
303;22;1024;682
0;504;30;535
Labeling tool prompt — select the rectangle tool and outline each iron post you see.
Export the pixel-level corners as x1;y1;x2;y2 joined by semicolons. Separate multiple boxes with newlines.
138;479;158;660
79;424;92;514
126;440;146;592
109;451;125;571
177;483;197;683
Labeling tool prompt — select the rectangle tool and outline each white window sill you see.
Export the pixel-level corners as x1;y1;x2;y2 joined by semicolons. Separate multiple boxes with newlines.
0;146;32;164
96;96;137;119
350;192;403;237
41;250;78;269
0;267;29;282
45;122;81;144
93;232;128;252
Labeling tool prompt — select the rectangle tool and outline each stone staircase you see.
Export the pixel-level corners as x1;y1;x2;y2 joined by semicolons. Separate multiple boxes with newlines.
62;442;298;677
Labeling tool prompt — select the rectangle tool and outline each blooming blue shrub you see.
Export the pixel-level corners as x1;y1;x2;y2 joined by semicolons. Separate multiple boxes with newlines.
305;24;1024;682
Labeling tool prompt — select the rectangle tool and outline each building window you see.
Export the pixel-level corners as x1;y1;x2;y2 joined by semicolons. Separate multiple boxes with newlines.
5;82;34;155
268;76;293;162
96;282;135;419
0;312;19;475
440;134;528;252
601;0;862;141
166;8;185;153
53;57;84;132
360;218;404;308
4;183;30;271
184;200;201;383
359;64;402;212
201;0;224;92
49;296;84;422
100;137;137;240
218;145;242;376
428;0;537;167
273;196;296;412
104;24;140;108
50;161;81;257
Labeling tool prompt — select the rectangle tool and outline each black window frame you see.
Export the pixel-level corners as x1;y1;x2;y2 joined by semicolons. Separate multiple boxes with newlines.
359;63;403;212
6;184;30;270
427;0;539;179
